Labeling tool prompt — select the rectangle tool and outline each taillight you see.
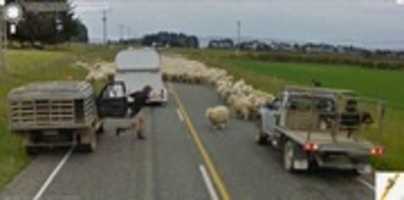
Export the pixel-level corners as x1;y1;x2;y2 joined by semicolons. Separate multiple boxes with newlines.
370;146;384;156
160;89;164;98
303;143;319;152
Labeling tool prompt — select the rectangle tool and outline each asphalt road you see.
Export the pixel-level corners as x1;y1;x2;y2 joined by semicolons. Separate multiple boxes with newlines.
0;82;374;200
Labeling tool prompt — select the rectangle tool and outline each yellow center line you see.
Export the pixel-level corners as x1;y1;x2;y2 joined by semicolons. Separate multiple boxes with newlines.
169;84;231;200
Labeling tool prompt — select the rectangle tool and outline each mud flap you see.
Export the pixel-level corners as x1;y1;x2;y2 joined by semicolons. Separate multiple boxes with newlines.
293;159;309;170
293;146;309;170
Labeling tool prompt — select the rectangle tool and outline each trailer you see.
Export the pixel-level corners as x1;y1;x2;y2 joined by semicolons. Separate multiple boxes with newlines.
115;48;168;104
257;85;385;173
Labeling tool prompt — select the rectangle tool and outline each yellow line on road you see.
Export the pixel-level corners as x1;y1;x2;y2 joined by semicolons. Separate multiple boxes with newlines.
170;84;231;200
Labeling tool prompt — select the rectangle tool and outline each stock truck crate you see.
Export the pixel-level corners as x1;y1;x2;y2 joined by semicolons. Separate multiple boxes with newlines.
7;81;102;153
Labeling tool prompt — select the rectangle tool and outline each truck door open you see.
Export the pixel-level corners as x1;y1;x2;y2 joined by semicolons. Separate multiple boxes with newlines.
97;81;128;118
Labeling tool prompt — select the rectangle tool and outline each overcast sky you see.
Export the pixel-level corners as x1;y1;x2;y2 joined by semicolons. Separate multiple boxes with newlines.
73;0;404;49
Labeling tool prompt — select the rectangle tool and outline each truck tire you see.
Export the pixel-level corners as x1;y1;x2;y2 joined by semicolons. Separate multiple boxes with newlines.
283;140;296;172
26;146;39;155
255;134;268;145
79;130;97;153
96;123;104;135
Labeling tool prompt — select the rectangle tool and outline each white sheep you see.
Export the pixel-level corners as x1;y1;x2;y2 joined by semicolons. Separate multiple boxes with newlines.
160;56;276;121
231;96;252;120
206;106;230;129
85;73;96;83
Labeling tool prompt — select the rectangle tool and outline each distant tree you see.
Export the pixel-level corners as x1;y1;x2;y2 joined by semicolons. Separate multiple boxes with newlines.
142;32;199;48
10;0;88;47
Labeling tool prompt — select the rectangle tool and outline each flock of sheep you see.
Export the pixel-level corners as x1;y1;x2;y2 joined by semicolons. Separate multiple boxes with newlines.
79;56;275;130
78;61;117;83
161;56;275;129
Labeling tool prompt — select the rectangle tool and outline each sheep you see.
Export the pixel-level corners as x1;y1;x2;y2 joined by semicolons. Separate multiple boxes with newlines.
206;106;230;129
231;97;252;120
160;56;277;121
85;73;96;83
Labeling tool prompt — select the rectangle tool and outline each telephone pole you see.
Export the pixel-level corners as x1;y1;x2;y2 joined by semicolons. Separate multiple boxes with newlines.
236;20;241;54
102;9;108;44
119;24;125;41
0;5;5;73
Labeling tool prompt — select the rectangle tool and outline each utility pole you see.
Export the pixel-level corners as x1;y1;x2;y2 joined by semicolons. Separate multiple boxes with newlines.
119;24;125;41
127;26;132;39
0;4;5;73
236;20;241;54
102;9;108;44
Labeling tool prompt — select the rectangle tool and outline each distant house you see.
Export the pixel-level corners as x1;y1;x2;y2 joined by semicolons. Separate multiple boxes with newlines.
208;39;234;49
238;40;270;51
302;43;337;54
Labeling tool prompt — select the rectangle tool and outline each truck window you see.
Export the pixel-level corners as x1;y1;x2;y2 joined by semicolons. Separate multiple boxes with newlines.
103;84;125;98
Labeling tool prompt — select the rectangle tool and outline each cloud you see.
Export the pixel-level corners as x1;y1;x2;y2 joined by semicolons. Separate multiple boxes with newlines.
397;0;404;5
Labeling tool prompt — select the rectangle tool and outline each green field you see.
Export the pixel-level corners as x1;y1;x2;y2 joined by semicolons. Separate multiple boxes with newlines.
0;44;121;190
173;49;404;170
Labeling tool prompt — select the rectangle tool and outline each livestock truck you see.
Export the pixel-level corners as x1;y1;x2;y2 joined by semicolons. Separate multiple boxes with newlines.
8;80;133;154
256;85;385;174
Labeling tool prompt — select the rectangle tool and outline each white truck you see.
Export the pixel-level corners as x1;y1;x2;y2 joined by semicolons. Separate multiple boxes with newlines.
115;48;168;104
257;85;385;173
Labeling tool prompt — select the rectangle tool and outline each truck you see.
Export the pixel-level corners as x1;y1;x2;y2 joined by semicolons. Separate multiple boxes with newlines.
8;80;132;154
257;85;385;173
115;48;168;104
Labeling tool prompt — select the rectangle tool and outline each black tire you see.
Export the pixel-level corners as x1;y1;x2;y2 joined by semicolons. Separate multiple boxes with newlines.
79;131;97;153
255;134;268;146
283;140;296;172
80;140;97;153
96;123;104;135
26;146;39;155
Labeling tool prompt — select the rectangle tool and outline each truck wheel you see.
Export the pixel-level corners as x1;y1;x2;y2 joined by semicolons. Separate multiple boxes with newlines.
26;147;39;155
79;131;97;153
81;138;97;153
283;141;296;172
255;134;268;145
96;123;104;135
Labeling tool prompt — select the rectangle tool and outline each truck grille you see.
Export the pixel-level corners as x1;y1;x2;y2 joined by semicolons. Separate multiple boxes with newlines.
9;100;76;128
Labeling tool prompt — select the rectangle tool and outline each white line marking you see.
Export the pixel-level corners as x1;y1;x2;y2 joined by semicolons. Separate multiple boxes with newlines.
356;177;374;191
33;146;75;200
199;164;219;200
177;108;184;122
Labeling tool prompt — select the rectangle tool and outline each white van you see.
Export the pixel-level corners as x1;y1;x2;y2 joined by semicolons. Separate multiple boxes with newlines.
115;48;168;104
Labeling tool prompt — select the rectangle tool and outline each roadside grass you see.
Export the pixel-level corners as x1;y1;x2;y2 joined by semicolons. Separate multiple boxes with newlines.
172;48;404;170
0;44;121;190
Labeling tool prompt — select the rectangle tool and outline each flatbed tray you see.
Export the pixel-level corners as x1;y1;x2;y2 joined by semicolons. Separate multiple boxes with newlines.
276;126;373;152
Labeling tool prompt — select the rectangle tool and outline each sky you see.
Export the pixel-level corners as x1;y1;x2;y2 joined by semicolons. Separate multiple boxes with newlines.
73;0;404;49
